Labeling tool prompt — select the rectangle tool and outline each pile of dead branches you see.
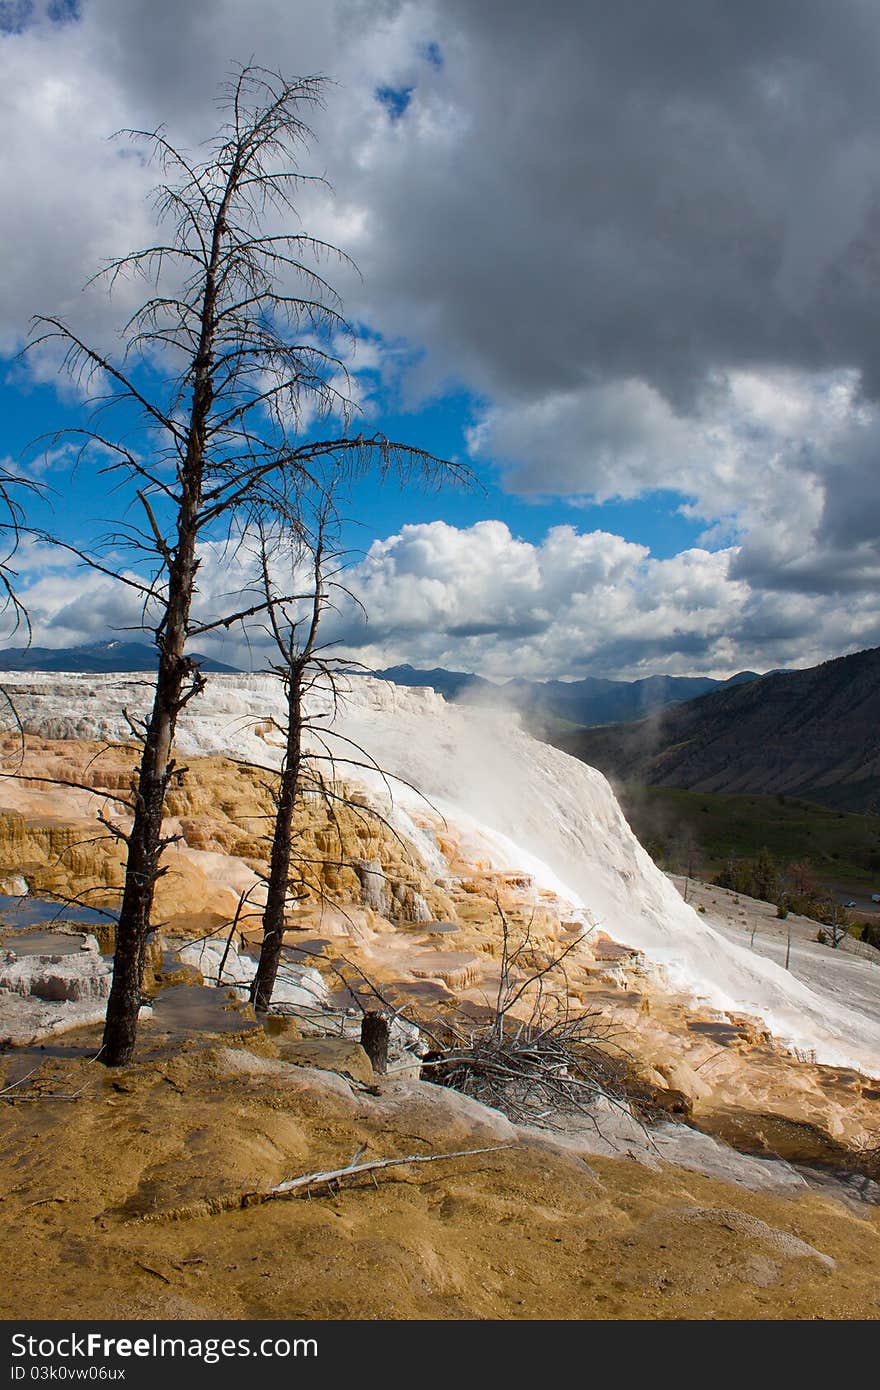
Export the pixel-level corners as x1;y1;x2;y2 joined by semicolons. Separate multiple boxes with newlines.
421;903;625;1127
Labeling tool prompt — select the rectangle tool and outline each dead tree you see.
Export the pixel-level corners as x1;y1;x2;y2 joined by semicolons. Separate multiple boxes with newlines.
0;466;35;645
826;904;851;949
232;486;454;1016
360;1012;390;1074
0;467;39;763
28;65;462;1065
247;497;340;1010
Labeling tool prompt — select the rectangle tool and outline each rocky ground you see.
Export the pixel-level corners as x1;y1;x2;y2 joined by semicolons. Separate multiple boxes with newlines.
1;1028;879;1321
0;735;879;1319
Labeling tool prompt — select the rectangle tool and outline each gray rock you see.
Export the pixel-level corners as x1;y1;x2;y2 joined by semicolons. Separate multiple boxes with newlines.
0;946;110;1002
351;858;392;915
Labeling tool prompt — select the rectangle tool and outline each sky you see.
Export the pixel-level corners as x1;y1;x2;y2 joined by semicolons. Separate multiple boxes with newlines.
1;0;880;681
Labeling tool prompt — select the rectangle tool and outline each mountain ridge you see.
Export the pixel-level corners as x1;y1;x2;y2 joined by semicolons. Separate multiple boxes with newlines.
0;640;237;674
0;646;764;728
371;663;762;728
556;646;880;812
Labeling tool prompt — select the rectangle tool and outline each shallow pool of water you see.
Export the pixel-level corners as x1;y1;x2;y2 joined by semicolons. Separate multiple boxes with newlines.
149;984;259;1036
0;931;86;957
0;893;115;929
389;978;451;1003
1;1041;98;1090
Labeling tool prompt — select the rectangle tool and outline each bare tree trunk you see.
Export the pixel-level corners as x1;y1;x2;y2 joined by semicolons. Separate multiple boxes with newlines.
101;711;170;1064
361;1011;389;1074
101;320;215;1063
101;649;199;1062
251;668;304;1011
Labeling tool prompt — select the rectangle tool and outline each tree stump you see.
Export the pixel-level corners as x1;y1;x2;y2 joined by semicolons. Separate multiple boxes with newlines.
360;1010;389;1074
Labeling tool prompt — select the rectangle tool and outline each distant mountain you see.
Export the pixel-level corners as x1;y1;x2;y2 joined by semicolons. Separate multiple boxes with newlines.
0;645;769;731
556;646;880;812
367;664;761;729
371;664;494;703
499;670;759;729
0;640;238;674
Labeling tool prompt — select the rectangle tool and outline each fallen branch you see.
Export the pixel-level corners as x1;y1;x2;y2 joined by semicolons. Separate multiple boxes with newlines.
135;1259;171;1285
266;1143;511;1198
138;1143;513;1222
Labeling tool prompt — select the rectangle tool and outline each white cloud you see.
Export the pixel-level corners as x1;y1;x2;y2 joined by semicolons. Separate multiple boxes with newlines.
333;520;880;676
13;519;879;680
468;366;880;601
465;380;700;502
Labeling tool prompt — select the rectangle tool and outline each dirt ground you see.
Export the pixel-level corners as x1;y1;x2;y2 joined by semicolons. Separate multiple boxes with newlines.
1;1030;879;1321
1;744;878;1320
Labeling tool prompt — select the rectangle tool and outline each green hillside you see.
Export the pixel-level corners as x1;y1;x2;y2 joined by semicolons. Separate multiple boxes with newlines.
619;784;880;890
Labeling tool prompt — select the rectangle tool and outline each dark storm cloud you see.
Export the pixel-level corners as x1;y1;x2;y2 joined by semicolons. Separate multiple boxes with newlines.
9;1;880;408
819;435;880;549
349;0;880;406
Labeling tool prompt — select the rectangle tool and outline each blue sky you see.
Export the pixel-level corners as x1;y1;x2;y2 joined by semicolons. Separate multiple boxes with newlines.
3;367;702;562
2;1;880;679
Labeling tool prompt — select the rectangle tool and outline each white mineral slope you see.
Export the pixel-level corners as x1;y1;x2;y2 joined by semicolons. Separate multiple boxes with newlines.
3;670;879;1076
